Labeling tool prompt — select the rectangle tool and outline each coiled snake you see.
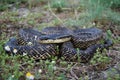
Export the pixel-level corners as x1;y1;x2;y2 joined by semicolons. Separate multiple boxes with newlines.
4;27;113;62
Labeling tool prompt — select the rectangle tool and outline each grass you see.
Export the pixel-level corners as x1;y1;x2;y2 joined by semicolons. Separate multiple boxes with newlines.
0;0;120;79
63;0;120;27
90;49;112;65
0;0;27;11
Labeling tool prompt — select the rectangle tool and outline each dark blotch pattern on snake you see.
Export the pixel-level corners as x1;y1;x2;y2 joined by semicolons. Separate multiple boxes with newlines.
4;27;113;62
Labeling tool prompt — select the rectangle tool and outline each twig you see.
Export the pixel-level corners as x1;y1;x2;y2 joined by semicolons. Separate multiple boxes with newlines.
47;1;65;26
74;9;78;20
70;63;79;80
55;67;68;71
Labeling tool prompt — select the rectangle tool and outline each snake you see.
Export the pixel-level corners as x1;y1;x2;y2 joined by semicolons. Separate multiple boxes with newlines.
4;28;58;60
4;27;113;62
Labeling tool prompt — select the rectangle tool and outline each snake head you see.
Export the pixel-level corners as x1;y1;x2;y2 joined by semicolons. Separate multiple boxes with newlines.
4;38;16;51
4;38;19;55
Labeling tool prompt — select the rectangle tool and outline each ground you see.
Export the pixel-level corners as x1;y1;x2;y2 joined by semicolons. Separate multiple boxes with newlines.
0;0;120;80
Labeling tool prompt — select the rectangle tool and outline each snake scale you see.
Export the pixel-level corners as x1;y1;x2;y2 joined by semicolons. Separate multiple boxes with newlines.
4;27;113;62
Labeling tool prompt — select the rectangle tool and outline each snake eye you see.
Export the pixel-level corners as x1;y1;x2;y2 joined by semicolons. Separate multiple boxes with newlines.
4;45;11;51
13;49;18;54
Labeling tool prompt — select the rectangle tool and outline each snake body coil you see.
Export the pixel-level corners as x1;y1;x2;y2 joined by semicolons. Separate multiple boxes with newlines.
4;27;113;62
4;28;58;59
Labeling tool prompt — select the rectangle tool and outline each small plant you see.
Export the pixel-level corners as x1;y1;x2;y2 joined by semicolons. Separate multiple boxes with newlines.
76;0;120;26
77;48;81;62
0;3;9;11
0;54;23;79
57;73;67;80
0;0;27;11
50;0;67;12
0;0;27;4
90;49;111;65
106;68;120;80
90;49;112;70
106;30;112;39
